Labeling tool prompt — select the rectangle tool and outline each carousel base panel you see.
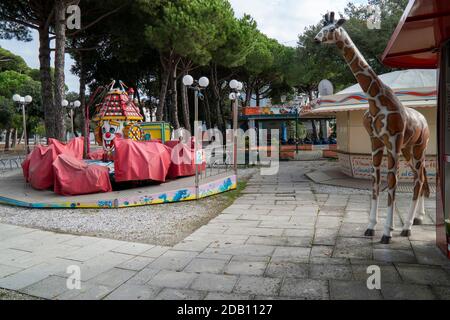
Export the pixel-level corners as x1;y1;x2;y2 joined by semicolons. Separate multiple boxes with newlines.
0;172;237;209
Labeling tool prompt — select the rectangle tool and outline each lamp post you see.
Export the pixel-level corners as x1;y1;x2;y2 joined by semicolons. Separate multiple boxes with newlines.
12;94;32;154
229;80;243;176
182;75;209;199
62;99;81;139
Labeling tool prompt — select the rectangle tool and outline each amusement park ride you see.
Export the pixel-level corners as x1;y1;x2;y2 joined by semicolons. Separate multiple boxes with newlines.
15;80;236;207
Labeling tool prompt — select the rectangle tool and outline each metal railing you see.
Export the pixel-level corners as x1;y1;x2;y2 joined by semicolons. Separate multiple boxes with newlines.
0;156;25;171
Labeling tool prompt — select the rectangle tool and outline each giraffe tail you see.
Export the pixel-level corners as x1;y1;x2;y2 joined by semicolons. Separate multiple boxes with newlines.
422;168;431;198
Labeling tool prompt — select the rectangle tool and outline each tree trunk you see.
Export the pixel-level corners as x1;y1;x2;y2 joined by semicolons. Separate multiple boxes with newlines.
245;86;253;107
78;55;88;157
171;66;180;129
157;54;171;122
53;0;67;141
4;128;10;151
210;63;224;132
256;88;260;107
204;95;212;130
11;128;17;149
38;22;55;141
181;73;191;132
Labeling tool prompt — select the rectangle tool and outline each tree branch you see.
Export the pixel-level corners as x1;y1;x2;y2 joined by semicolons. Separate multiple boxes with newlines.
65;3;127;38
1;14;39;30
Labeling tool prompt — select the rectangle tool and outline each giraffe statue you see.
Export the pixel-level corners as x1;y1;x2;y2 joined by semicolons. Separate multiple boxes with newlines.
314;12;431;244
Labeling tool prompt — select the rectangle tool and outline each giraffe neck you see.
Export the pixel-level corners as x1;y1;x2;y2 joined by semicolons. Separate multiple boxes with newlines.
336;29;384;99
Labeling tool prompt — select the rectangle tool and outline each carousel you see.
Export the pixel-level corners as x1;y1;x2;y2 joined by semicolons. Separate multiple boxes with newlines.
0;81;236;209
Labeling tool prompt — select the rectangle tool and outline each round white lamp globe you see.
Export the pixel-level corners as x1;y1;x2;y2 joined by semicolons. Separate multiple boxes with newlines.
24;95;32;103
12;94;21;102
74;100;81;108
229;92;236;100
182;75;194;86
62;99;69;107
199;77;209;88
229;79;238;90
237;81;243;91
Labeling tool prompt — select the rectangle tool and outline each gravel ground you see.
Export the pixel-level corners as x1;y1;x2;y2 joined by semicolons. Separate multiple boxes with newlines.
0;168;256;246
0;289;40;300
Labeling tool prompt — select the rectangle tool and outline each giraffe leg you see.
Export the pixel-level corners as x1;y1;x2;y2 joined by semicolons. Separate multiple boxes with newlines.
402;154;425;235
413;195;426;225
381;146;400;244
365;138;384;237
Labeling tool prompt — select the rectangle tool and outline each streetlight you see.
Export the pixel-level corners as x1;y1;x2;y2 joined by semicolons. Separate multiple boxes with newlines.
229;80;243;175
182;74;209;199
12;94;32;154
62;99;81;138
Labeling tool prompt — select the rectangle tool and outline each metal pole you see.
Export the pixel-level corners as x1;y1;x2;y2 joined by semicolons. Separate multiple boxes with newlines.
71;108;75;138
22;103;28;154
194;88;199;200
296;109;299;155
233;97;238;176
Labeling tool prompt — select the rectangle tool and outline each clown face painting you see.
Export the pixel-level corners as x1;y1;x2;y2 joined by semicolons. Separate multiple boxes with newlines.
101;120;123;157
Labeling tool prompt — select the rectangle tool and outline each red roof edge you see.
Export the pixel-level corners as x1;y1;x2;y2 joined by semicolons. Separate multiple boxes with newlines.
381;0;416;67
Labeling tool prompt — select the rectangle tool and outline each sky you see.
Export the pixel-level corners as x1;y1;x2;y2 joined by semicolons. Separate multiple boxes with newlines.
0;0;368;92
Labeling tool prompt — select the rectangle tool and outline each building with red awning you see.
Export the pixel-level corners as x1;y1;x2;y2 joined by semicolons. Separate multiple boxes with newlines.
382;0;450;257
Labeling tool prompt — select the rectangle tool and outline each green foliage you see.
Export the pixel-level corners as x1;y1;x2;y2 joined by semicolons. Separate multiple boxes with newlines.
0;95;13;129
143;0;234;66
0;69;42;131
212;14;257;68
290;0;409;95
0;47;28;73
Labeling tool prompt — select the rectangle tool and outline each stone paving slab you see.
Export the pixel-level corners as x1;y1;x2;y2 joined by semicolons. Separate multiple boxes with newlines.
0;162;449;300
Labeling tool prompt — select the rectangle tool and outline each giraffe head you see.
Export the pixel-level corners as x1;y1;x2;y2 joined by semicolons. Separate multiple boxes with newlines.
314;12;346;44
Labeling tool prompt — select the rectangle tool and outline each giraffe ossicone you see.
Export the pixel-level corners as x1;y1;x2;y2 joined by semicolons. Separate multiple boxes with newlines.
314;12;431;244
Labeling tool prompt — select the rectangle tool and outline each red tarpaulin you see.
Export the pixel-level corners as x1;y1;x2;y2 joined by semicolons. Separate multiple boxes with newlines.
23;145;58;190
165;139;206;179
53;154;112;196
48;137;84;159
87;149;105;160
113;137;172;183
22;137;85;190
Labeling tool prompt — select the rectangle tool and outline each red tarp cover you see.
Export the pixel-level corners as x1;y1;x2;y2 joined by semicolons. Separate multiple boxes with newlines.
52;154;112;196
48;137;84;159
165;139;206;179
113;137;171;183
87;149;105;160
23;145;58;190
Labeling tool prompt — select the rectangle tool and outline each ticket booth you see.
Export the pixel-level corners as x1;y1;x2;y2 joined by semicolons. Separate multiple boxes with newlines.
382;0;450;257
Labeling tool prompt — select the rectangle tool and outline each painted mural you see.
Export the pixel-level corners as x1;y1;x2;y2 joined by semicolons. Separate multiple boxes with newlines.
338;154;437;182
0;175;237;209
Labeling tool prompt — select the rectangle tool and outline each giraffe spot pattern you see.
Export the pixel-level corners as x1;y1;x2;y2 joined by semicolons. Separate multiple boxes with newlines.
374;114;385;134
386;113;404;135
369;99;379;116
356;73;372;92
344;46;355;61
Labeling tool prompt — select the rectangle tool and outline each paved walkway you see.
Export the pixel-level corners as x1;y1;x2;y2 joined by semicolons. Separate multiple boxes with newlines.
0;162;449;300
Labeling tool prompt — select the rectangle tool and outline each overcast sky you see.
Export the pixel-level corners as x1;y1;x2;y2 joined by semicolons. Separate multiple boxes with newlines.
0;0;368;92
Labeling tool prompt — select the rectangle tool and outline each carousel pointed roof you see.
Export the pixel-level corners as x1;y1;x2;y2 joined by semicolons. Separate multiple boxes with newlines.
93;82;143;121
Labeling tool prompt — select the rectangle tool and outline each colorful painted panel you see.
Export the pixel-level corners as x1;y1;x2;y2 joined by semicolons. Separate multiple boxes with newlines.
340;154;437;182
0;175;237;209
